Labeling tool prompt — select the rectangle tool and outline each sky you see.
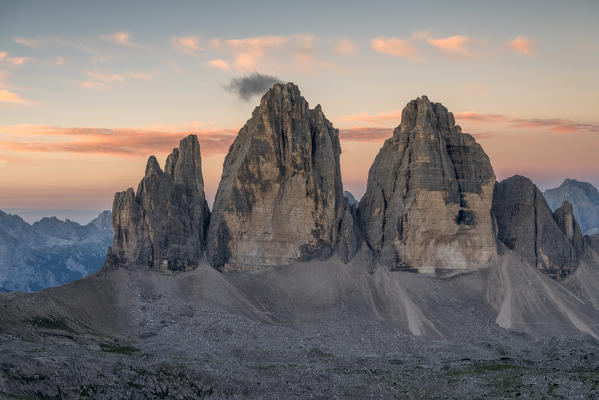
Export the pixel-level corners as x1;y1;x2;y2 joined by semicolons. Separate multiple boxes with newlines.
0;0;598;223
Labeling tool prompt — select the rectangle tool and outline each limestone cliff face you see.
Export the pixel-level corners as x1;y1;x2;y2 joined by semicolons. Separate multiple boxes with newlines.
108;135;210;271
492;175;583;279
207;83;357;271
358;96;497;271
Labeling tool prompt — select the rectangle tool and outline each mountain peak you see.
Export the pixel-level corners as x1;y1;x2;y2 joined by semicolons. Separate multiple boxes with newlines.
144;156;162;178
398;96;458;135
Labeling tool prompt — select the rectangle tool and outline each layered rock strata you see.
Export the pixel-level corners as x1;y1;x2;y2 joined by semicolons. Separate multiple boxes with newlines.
358;96;497;271
107;135;210;271
207;83;356;270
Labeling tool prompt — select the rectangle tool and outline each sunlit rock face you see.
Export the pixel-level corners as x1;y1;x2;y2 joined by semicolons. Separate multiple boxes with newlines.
207;83;358;271
493;175;584;279
108;135;210;271
359;96;498;272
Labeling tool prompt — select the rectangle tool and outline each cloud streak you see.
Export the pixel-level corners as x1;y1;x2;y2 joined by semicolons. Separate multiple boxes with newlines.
0;51;32;66
426;35;473;56
371;37;419;60
456;112;599;133
225;73;283;101
0;125;238;156
99;31;140;47
0;89;29;104
340;109;599;135
339;127;392;142
172;35;289;71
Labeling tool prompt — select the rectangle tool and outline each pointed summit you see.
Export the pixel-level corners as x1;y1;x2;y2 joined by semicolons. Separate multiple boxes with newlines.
397;95;460;135
144;156;162;178
359;96;497;272
108;134;210;271
207;83;358;270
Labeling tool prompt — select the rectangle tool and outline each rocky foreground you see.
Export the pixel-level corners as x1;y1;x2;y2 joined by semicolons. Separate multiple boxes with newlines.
2;83;599;399
2;253;599;399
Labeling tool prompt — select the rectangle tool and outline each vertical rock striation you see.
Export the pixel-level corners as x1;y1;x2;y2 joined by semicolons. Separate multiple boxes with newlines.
107;135;210;271
358;96;497;272
493;175;583;279
207;83;357;271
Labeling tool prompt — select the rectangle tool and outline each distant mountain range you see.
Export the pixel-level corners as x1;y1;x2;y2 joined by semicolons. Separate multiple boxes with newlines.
0;210;112;292
544;179;599;235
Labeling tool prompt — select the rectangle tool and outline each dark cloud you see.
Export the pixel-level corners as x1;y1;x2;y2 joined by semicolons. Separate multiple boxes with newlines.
225;72;282;101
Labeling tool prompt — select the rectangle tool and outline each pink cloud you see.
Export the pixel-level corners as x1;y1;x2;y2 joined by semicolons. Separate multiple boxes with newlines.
99;31;140;47
205;59;231;71
0;125;237;156
507;36;536;56
455;112;599;134
371;37;419;60
0;89;29;104
0;51;33;66
333;38;358;55
172;35;289;71
339;109;403;126
426;35;473;56
339;127;392;142
171;36;204;55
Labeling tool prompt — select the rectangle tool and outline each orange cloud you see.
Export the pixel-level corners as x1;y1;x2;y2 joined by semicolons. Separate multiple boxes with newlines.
0;125;237;156
173;35;289;71
0;89;29;104
455;112;599;133
333;38;357;55
205;59;231;71
99;31;140;47
426;35;473;56
0;51;32;66
339;109;403;126
171;36;204;55
371;37;419;60
507;36;535;56
339;127;392;142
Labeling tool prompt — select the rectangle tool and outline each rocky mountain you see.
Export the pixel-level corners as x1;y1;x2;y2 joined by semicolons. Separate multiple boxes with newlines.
3;84;599;398
492;175;585;279
544;179;599;235
0;210;112;292
358;96;497;272
107;135;210;272
207;83;358;270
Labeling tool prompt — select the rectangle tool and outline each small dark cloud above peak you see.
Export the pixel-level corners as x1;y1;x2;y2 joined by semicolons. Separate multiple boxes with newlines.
225;72;283;101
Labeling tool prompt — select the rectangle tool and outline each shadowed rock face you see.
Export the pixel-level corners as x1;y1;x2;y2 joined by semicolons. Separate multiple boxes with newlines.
493;175;583;279
544;179;599;235
588;234;599;254
358;96;497;271
108;135;210;271
207;83;357;271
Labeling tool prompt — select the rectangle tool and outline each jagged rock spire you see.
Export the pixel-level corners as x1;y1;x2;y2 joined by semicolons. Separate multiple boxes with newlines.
107;134;210;271
207;83;358;271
